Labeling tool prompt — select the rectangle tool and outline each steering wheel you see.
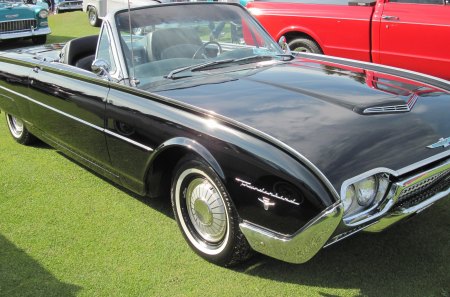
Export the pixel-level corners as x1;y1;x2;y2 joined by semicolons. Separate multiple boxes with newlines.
192;41;222;59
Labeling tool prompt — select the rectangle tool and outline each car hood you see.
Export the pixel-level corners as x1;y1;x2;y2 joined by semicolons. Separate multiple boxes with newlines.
151;58;450;190
0;5;36;19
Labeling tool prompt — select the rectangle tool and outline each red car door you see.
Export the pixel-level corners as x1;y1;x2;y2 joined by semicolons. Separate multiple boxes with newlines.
375;0;450;80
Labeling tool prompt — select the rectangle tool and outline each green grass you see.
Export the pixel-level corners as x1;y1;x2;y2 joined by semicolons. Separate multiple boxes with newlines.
1;12;450;297
47;11;100;43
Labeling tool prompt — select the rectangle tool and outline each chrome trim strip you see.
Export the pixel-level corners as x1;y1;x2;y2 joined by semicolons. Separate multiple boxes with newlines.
104;129;153;151
295;52;450;87
323;220;379;248
239;202;342;264
0;85;153;152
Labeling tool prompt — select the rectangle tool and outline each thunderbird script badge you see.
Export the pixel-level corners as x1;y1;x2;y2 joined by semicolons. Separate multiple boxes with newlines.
427;137;450;149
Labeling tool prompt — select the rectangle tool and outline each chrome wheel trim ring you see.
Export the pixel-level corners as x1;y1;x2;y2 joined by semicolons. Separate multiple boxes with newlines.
175;168;230;255
6;114;24;138
185;177;227;243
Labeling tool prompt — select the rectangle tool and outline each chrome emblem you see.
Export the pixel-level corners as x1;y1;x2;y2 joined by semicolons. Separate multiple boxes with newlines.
5;14;19;19
427;137;450;149
258;197;275;211
235;178;301;206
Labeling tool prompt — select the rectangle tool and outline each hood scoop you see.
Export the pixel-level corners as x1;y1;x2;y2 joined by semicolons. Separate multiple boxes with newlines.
360;94;418;114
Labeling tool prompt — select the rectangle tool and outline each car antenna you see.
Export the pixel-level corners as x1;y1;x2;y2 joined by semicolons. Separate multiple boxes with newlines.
127;0;139;87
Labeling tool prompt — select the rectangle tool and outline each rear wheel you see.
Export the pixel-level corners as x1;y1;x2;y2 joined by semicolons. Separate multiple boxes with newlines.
5;113;36;145
288;37;322;54
88;7;101;27
171;155;252;266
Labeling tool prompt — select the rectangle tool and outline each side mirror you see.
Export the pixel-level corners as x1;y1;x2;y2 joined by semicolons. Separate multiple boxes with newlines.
278;36;291;55
91;59;111;77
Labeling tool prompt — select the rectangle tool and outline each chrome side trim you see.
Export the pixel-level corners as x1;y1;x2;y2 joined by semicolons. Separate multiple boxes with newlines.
0;85;153;152
324;220;379;248
104;129;153;151
239;202;342;264
295;52;450;88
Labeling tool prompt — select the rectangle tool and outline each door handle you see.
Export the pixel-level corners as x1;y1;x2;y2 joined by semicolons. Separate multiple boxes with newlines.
382;15;399;21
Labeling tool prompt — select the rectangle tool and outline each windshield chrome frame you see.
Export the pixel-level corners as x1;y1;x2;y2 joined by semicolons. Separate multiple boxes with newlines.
107;2;284;85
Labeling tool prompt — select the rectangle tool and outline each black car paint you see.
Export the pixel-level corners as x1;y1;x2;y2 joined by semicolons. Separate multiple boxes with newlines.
153;60;450;191
0;52;335;235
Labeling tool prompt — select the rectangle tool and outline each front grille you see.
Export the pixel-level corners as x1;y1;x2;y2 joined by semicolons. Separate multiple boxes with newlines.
394;168;450;210
0;19;37;34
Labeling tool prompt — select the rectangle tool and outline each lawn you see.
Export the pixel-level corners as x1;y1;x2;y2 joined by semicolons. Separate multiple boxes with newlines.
1;11;450;297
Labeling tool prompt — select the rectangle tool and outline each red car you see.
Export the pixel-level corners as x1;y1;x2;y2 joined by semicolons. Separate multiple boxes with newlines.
246;0;450;80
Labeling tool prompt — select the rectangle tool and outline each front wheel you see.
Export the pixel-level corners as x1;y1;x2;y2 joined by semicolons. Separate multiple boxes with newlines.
288;37;322;54
5;113;36;145
171;155;252;266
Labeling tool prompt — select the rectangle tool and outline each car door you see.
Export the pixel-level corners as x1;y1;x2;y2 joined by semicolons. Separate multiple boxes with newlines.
376;0;450;79
0;53;36;123
27;61;117;181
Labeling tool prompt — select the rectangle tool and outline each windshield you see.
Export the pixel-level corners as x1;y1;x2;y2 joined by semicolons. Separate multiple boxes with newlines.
114;3;284;87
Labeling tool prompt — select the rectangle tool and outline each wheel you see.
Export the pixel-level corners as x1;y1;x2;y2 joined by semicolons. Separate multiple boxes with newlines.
31;35;46;45
192;41;222;59
171;155;252;266
88;7;101;27
5;113;36;145
288;37;322;54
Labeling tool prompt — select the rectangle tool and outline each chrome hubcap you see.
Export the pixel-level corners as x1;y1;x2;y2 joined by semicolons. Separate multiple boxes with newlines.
185;177;226;243
6;114;24;138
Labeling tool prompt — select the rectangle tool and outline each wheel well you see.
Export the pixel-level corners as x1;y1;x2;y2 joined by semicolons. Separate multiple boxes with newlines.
283;32;323;52
146;147;188;199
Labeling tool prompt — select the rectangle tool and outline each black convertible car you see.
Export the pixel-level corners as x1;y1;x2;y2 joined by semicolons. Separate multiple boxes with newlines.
0;2;449;266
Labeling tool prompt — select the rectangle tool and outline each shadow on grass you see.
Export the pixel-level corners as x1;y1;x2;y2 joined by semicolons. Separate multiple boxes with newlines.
235;201;450;297
0;234;81;297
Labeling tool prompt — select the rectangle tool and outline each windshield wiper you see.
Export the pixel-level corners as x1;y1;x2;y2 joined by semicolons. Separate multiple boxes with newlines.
166;54;294;79
165;59;235;79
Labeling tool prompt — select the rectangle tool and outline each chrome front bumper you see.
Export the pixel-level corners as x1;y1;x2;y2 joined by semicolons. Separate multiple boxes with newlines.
0;27;51;41
240;157;449;263
239;202;342;264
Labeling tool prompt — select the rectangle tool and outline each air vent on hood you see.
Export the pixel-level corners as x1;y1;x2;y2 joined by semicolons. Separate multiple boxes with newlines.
362;94;418;114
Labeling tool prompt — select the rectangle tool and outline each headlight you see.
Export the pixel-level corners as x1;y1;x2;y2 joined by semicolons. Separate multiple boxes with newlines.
39;10;48;19
342;173;390;218
354;176;378;206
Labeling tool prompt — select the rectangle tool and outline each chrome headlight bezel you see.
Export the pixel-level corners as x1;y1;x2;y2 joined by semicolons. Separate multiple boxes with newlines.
341;172;391;223
38;9;48;19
